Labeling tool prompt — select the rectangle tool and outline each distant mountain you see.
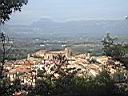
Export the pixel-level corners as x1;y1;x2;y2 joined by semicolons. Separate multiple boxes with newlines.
3;18;128;41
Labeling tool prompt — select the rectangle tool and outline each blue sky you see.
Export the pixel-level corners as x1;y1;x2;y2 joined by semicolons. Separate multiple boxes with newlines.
9;0;128;24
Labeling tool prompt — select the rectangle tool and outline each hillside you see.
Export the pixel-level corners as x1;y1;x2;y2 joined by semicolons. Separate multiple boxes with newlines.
3;19;128;42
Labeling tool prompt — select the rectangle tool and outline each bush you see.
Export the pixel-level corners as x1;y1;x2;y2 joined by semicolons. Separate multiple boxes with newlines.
28;69;128;96
102;33;128;68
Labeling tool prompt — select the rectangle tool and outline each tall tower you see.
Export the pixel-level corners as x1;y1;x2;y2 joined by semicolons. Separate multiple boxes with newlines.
27;54;30;60
65;47;71;58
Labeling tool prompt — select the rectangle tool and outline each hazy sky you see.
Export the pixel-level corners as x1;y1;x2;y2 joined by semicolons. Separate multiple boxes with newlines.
8;0;128;24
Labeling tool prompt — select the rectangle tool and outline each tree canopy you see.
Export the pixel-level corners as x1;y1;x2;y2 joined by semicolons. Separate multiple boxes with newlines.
0;0;28;24
102;33;128;68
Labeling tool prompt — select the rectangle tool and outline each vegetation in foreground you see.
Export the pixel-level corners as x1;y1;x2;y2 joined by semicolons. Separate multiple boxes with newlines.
0;66;128;96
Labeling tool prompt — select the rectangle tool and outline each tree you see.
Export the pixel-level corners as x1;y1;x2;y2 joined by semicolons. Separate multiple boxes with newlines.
0;0;28;78
0;0;28;24
102;33;128;68
0;32;13;78
102;33;124;59
0;0;28;95
102;33;117;56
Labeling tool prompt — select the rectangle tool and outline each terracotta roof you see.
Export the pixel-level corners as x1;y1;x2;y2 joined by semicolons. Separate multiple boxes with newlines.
10;66;29;74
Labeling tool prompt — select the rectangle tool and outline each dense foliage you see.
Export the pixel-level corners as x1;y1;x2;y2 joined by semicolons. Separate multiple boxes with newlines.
0;68;128;96
0;0;28;24
102;33;128;68
25;69;128;96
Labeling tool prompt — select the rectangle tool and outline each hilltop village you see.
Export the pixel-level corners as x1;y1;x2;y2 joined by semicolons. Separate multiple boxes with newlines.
4;48;127;88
